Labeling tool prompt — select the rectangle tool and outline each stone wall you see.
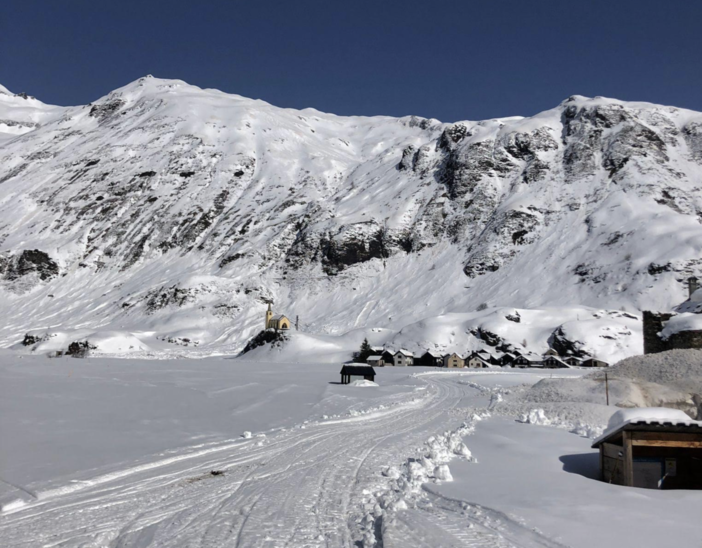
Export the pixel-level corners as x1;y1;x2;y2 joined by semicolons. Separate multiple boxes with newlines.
643;310;702;353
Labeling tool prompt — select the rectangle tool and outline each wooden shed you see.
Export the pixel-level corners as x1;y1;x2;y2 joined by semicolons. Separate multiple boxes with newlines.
340;364;377;384
366;355;384;367
592;408;702;489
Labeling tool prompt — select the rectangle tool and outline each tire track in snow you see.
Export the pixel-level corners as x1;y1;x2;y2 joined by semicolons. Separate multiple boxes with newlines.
0;372;565;548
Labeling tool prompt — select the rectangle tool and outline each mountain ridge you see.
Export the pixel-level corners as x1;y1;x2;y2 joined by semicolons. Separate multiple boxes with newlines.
1;75;702;360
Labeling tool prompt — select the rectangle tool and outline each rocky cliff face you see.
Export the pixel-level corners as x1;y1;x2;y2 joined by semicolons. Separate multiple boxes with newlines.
1;76;701;354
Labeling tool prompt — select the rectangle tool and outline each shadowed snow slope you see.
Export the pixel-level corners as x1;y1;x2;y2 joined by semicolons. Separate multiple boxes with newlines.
1;76;702;358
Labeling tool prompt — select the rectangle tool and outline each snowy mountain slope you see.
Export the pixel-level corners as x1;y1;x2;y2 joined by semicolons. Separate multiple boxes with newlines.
0;84;63;142
1;76;702;357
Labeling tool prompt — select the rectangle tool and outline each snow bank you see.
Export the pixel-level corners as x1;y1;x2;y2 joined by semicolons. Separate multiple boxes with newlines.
356;414;485;546
350;379;379;387
602;349;702;394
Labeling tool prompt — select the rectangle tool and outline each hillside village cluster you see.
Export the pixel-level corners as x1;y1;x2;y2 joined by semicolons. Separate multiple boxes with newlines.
357;346;609;369
268;278;702;376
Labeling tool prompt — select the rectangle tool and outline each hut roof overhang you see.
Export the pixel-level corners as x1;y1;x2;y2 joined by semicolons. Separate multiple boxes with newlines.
340;364;377;376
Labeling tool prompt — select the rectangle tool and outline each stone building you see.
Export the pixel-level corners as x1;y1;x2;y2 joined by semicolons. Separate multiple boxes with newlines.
443;353;465;368
643;277;702;354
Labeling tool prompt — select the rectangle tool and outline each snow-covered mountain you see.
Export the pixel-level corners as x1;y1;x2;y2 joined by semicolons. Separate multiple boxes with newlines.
1;75;702;359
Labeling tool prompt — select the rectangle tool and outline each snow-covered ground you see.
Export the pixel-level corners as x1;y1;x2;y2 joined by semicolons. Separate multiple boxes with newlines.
2;351;700;547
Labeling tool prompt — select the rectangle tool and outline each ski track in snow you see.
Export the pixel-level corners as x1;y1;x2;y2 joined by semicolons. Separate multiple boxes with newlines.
0;374;563;548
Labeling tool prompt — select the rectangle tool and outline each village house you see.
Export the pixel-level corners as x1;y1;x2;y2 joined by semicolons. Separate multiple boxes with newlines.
476;349;492;361
465;353;489;368
513;355;542;368
366;355;384;367
443;352;465;368
393;349;414;366
563;356;583;367
416;350;444;367
380;350;395;365
581;357;609;367
499;353;516;366
592;409;702;489
542;355;569;369
543;348;559;357
265;303;291;330
340;364;376;384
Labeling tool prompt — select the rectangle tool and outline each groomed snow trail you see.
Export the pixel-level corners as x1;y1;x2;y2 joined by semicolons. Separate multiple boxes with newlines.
0;374;564;548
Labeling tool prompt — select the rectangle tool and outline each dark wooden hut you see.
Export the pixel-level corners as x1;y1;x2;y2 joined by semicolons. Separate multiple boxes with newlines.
592;410;702;489
340;364;377;385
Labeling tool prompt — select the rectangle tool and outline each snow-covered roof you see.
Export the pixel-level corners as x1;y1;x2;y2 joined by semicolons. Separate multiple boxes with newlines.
340;364;376;375
270;314;287;321
395;349;414;357
592;407;702;447
659;313;702;339
366;355;383;360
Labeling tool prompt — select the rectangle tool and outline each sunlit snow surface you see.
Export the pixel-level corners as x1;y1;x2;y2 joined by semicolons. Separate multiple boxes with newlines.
1;352;701;547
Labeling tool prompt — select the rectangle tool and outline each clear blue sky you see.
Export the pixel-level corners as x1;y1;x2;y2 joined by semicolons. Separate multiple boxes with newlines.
2;1;700;121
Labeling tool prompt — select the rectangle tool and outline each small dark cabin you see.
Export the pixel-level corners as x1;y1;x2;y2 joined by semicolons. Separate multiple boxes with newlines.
592;411;702;489
340;364;377;384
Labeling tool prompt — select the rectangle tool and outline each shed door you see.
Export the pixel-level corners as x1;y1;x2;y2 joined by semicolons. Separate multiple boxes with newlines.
633;458;664;489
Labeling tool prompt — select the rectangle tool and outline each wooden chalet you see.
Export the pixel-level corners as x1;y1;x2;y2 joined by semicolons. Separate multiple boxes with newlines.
499;353;516;366
340;364;377;384
542;356;569;369
380;350;395;365
465;353;489;368
592;410;702;489
366;355;384;367
476;349;492;360
563;356;583;367
416;351;444;367
581;357;609;368
513;355;542;368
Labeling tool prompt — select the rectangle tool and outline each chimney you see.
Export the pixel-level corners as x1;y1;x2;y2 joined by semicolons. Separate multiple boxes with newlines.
688;276;699;299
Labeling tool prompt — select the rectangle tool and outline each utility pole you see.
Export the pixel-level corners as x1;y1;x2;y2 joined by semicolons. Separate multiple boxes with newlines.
295;315;299;331
605;371;610;406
